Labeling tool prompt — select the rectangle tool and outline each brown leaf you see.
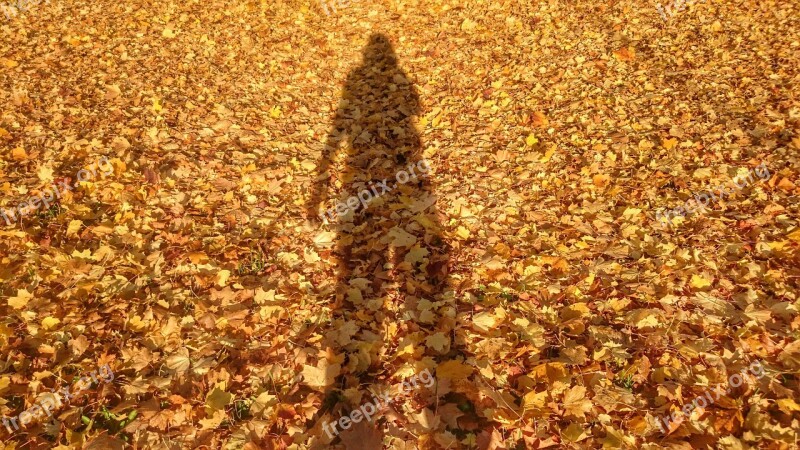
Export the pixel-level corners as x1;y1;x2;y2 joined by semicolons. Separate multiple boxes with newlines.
339;419;383;450
83;433;126;450
477;428;506;450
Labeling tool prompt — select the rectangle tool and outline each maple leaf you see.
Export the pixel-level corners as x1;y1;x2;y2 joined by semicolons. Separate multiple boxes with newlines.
562;386;592;419
8;288;32;309
690;274;713;290
166;348;191;374
84;434;126;450
41;317;61;331
531;111;549;127
301;363;341;390
339;420;383;450
436;360;473;380
205;385;233;412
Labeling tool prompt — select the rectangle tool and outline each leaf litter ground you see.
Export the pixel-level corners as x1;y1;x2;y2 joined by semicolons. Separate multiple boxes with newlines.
0;0;799;449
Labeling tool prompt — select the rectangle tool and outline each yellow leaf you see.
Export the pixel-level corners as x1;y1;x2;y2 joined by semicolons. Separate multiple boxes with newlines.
454;226;470;240
216;269;231;287
387;227;417;247
787;228;800;243
128;314;147;331
692;167;713;179
205;385;233;412
561;303;590;320
250;392;278;417
601;425;636;447
662;138;678;150
0;376;10;394
436;360;473;380
37;165;54;183
425;332;449;353
540;145;556;163
397;336;417;357
562;422;589;442
473;312;499;332
41;317;61;331
625;309;663;329
106;85;122;101
530;362;569;383
522;390;548;415
460;18;477;31
404;245;429;265
162;28;177;38
313;231;336;248
690;274;712;290
776;398;800;414
300;159;316;172
526;133;539;146
166;348;191;373
199;410;226;430
622;208;642;219
302;363;341;390
8;289;32;309
767;241;789;251
67;220;83;237
152;97;162;113
254;288;277;304
563;385;592;419
269;105;282;118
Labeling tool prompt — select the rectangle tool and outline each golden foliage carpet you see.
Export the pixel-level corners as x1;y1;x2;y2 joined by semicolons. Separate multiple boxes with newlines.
1;0;799;448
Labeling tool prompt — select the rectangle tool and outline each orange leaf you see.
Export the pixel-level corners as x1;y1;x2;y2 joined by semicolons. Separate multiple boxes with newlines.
613;46;635;61
532;111;549;127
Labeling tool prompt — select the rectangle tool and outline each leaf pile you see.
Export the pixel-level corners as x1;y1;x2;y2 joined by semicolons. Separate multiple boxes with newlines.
1;0;799;449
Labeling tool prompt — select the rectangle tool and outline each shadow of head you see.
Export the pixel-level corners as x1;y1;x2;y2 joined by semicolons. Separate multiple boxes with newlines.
362;33;396;63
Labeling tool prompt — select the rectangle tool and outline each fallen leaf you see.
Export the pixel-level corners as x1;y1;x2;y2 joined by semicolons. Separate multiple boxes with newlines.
690;274;713;290
11;147;27;160
8;289;32;309
437;360;473;380
339;419;383;450
302;363;341;389
562;385;592;419
41;317;61;331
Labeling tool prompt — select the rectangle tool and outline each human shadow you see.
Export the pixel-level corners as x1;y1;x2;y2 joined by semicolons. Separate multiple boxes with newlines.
305;33;453;445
